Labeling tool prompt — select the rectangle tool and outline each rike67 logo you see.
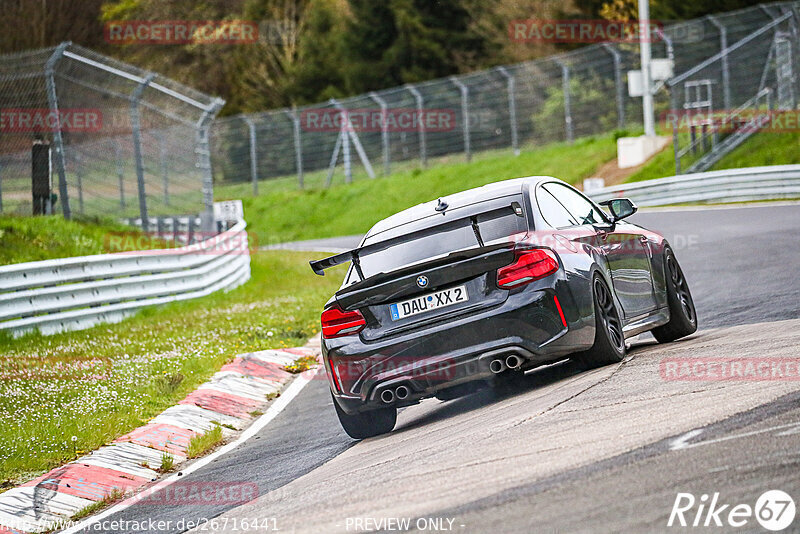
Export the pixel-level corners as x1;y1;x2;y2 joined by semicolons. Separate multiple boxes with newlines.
668;490;796;531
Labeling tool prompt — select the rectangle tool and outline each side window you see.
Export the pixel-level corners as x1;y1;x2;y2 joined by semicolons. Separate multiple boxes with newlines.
537;187;579;229
542;183;607;226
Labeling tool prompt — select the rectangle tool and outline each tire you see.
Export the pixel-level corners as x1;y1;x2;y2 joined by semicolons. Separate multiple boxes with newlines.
331;392;396;439
651;247;697;343
573;275;626;369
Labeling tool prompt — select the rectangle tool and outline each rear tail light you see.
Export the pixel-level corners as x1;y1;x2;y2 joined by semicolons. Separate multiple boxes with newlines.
497;248;559;288
321;306;366;339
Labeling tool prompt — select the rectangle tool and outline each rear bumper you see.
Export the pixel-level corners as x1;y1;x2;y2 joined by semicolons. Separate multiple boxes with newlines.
323;283;592;414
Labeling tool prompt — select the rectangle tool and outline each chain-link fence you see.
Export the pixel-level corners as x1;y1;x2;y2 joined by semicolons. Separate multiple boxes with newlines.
0;42;224;229
212;1;799;190
666;4;799;173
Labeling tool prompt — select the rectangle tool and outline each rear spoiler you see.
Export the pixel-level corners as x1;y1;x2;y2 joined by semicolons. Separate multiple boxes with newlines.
309;202;524;279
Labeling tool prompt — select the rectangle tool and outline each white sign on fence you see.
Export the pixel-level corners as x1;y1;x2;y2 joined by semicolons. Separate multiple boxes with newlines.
214;200;244;223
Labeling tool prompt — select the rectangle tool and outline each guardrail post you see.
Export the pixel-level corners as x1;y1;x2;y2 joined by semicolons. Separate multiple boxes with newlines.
44;42;71;219
601;44;626;130
555;60;574;144
196;98;225;233
496;67;520;156
368;92;391;174
405;84;427;168
284;108;304;189
243;116;258;196
130;73;155;232
707;15;732;110
450;77;472;162
187;216;195;244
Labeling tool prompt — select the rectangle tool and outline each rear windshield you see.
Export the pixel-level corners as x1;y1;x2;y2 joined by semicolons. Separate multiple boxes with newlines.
347;197;527;282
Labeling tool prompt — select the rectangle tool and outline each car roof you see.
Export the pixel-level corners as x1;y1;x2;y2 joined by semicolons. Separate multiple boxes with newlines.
366;176;557;238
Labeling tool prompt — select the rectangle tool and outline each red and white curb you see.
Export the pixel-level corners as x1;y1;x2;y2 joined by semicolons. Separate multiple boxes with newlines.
0;342;320;534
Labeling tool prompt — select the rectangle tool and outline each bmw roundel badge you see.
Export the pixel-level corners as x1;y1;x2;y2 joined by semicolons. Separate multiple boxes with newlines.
416;275;429;288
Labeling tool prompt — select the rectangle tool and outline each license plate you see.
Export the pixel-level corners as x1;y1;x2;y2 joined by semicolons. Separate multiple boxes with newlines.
389;285;468;321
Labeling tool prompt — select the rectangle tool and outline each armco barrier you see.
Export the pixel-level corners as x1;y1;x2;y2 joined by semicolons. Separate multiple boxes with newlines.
588;165;800;206
0;220;250;337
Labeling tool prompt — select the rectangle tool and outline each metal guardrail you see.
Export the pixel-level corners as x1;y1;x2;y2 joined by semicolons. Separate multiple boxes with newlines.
0;221;251;337
587;165;800;206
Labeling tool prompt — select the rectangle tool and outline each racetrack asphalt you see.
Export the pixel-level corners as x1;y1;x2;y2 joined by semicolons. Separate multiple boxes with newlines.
87;203;800;533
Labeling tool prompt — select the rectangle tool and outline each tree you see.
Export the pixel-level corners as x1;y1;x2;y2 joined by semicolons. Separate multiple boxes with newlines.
287;0;347;104
228;0;306;111
0;0;106;53
340;0;397;93
99;0;247;113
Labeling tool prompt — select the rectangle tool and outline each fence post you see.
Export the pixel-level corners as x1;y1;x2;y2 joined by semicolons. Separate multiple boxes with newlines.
156;131;170;206
368;92;391;174
341;110;352;183
113;139;126;208
73;151;84;214
707;15;732;110
44;42;71;219
196;98;225;233
129;73;155;232
405;84;427;167
601;44;626;130
331;99;375;180
555;60;574;143
284;108;304;189
243;116;258;196
496;67;519;156
670;89;681;175
450;76;472;162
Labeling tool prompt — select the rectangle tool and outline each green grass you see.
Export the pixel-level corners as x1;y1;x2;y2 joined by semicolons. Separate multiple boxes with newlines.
627;131;800;183
71;488;125;521
0;215;155;266
711;131;800;170
159;452;175;473
217;135;619;244
186;424;223;459
0;249;344;485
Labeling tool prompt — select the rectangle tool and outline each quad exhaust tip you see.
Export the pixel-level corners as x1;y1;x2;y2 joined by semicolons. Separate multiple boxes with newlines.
395;385;410;400
380;389;395;404
489;358;507;374
505;354;523;370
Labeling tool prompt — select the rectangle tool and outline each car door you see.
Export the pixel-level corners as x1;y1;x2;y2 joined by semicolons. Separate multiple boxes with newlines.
541;182;657;320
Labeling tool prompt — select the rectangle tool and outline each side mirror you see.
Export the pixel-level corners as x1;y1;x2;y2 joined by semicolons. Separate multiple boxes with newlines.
601;198;638;222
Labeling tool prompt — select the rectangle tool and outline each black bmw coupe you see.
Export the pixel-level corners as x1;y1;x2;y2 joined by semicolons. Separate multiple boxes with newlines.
311;177;697;438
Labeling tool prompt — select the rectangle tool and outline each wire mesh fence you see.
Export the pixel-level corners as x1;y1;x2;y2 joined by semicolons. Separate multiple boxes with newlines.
666;5;800;172
212;1;799;190
0;42;224;229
